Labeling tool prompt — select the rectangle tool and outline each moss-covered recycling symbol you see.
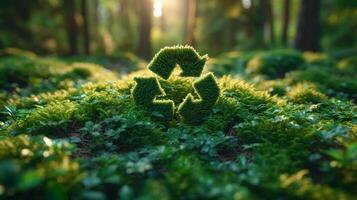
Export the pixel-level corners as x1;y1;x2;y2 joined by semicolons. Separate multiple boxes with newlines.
132;46;220;124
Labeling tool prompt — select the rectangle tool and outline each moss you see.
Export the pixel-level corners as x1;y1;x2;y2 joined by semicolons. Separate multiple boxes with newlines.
0;48;37;59
247;50;305;78
66;62;117;81
134;46;220;123
132;77;175;120
257;79;290;96
206;51;251;77
287;83;328;104
6;101;80;136
219;76;284;107
337;56;357;74
303;51;335;67
0;49;356;199
0;135;82;198
178;73;220;124
288;67;357;100
0;56;117;99
148;45;208;79
158;76;194;106
0;56;63;89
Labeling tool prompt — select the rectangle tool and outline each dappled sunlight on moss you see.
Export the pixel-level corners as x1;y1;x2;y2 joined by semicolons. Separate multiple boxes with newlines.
0;49;356;199
287;82;328;104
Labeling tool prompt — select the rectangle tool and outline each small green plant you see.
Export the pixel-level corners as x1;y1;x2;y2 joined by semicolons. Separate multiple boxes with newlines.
148;45;208;79
132;46;220;123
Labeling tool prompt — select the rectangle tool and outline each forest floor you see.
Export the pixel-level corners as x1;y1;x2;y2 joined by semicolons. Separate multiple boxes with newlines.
0;48;356;200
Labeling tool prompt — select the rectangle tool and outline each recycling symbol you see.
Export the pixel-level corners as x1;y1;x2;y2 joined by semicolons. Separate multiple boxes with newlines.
132;46;220;124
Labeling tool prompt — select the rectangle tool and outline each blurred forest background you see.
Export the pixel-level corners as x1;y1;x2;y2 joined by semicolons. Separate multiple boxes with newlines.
0;0;356;60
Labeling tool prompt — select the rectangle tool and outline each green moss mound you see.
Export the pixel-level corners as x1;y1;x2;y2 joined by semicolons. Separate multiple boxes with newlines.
287;82;328;104
0;55;117;96
288;67;357;100
247;50;305;78
338;56;357;74
303;51;336;67
0;49;356;199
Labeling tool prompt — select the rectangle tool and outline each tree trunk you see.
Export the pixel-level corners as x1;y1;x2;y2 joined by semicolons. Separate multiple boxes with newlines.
267;1;275;44
64;0;78;55
282;0;290;46
228;19;238;48
81;0;90;55
295;0;321;51
138;0;153;60
121;0;130;26
183;0;197;46
257;0;267;48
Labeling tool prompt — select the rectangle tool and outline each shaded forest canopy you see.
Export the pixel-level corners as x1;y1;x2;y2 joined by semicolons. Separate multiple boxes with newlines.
0;0;357;199
0;0;356;57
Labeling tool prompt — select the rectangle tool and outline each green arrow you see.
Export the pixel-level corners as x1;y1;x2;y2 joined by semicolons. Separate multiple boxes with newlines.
148;46;208;80
178;73;220;124
132;77;174;120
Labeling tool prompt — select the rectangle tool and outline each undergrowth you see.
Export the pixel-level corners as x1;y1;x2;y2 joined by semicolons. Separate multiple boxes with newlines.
0;49;356;200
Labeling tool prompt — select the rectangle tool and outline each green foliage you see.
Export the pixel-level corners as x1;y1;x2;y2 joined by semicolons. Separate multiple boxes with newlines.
206;51;253;77
0;55;117;99
0;50;356;199
80;114;166;152
303;51;336;67
178;73;220;124
247;50;305;78
148;45;208;79
338;56;357;73
132;77;174;120
288;67;357;100
287;82;328;104
0;135;81;199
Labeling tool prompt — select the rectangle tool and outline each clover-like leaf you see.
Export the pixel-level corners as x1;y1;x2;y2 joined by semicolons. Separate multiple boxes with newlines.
148;45;208;80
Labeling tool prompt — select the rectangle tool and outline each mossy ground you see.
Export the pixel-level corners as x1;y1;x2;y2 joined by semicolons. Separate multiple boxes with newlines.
0;50;356;200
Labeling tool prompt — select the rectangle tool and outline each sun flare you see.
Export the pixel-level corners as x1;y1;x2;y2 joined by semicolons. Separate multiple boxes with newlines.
153;0;163;18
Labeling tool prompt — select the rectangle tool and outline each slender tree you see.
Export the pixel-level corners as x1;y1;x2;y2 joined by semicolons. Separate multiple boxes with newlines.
183;0;197;46
121;0;130;26
254;0;267;48
64;0;78;55
295;0;321;51
267;0;275;44
138;0;153;60
81;0;90;54
282;0;290;46
228;18;238;48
